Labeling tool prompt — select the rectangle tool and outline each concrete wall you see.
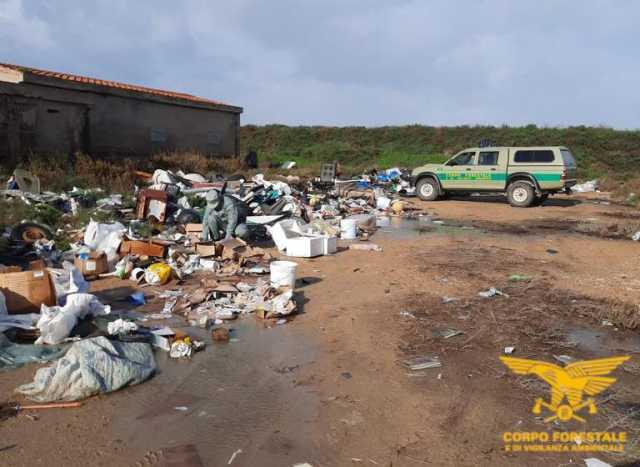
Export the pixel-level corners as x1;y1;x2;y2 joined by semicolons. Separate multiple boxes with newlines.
0;75;241;167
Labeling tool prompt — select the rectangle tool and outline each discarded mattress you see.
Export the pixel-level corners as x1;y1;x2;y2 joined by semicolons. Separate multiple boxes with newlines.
16;336;156;402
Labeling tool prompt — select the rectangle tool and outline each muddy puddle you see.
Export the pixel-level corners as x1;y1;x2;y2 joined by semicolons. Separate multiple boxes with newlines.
106;318;323;467
372;214;637;242
466;217;640;240
374;215;482;240
565;327;640;356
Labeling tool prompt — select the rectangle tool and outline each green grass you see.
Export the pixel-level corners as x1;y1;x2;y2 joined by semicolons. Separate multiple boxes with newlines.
2;124;639;199
241;124;640;183
376;151;446;168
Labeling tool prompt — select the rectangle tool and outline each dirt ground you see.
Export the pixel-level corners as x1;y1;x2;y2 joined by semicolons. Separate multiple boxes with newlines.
2;192;640;467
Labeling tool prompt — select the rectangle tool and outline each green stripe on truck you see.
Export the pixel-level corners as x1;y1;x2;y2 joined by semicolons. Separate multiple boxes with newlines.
435;172;561;182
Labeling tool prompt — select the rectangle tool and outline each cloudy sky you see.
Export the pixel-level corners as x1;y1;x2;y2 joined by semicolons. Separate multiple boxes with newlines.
1;0;638;127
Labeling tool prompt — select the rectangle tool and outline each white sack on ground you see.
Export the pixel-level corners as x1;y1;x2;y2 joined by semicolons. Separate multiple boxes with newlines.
50;261;89;303
36;293;111;345
16;336;156;402
83;220;126;262
571;180;598;193
152;169;179;185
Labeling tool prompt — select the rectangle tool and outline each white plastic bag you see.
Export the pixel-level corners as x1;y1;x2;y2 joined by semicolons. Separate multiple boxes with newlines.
51;261;90;303
571;180;598;193
37;305;78;345
83;220;125;262
16;336;156;402
376;196;391;210
152;169;178;185
176;171;207;183
36;293;111;345
107;319;138;336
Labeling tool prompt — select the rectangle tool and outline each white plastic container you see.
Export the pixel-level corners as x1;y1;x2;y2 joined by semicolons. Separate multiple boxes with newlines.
340;219;358;240
321;236;337;255
270;261;298;289
268;219;302;252
286;237;324;258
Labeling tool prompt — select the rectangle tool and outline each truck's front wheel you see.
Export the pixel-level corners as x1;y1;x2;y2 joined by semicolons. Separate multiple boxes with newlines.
416;178;439;201
507;181;536;207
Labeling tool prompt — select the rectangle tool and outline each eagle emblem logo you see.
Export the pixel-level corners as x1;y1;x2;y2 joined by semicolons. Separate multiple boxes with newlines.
500;356;629;423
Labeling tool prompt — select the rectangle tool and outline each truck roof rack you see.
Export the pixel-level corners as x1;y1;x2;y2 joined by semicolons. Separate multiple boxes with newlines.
479;138;496;148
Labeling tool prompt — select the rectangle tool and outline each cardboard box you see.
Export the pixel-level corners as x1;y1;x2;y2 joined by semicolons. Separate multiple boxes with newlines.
185;223;203;234
74;251;109;279
219;237;248;261
120;239;168;257
0;266;21;273
195;242;222;258
185;223;203;243
0;268;56;314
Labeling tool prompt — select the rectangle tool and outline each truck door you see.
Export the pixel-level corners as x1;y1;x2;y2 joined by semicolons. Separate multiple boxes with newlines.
439;150;478;189
477;149;507;190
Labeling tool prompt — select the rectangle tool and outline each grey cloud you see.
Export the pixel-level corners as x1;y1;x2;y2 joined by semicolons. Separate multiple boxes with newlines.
1;0;638;127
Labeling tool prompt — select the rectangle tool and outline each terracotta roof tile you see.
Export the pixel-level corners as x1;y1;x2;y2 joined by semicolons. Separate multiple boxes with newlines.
0;62;238;109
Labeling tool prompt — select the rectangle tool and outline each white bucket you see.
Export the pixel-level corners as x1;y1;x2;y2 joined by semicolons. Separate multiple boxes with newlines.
270;260;298;289
340;219;358;239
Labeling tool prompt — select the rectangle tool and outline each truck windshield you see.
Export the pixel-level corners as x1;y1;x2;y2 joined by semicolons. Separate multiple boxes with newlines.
560;149;576;167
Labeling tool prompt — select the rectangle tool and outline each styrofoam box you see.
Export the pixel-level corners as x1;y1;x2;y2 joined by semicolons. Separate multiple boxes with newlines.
269;219;302;252
286;236;324;258
321;236;337;255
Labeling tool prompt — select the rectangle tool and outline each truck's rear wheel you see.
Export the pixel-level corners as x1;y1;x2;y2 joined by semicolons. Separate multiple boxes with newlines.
416;178;439;201
507;181;535;207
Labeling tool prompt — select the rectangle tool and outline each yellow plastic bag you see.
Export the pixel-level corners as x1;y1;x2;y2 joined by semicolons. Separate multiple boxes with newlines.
391;200;405;214
144;262;172;285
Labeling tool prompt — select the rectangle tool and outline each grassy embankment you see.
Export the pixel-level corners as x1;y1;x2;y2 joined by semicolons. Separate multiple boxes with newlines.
1;124;639;197
240;125;640;195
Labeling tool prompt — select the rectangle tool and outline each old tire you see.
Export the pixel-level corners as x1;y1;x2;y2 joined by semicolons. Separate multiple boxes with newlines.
10;222;54;244
507;181;536;208
416;178;439;201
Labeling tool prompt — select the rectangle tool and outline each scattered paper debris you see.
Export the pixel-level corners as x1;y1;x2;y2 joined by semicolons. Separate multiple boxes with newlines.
403;356;442;371
478;287;508;298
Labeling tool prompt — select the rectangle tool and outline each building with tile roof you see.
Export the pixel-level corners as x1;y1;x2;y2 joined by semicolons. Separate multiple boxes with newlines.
0;63;243;164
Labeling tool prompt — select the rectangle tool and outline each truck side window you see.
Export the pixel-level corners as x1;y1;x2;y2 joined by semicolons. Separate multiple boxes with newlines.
447;152;476;166
514;150;555;163
478;151;499;165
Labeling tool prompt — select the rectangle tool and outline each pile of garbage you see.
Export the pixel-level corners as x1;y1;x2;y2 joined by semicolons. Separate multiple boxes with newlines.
2;163;419;266
0;162;419;402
